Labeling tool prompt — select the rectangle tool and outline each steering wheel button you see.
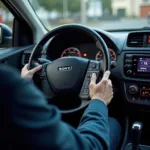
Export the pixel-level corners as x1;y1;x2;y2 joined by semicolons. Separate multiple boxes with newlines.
96;64;100;70
84;85;89;89
83;89;89;95
88;67;92;71
40;73;46;79
92;63;96;68
85;80;90;86
87;73;92;78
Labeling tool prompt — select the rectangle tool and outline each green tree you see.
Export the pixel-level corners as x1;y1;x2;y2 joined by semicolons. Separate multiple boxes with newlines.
36;0;112;15
37;0;80;13
0;2;9;12
37;0;62;11
101;0;112;15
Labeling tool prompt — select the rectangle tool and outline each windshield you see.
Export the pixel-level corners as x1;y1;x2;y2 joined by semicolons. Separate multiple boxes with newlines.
29;0;150;30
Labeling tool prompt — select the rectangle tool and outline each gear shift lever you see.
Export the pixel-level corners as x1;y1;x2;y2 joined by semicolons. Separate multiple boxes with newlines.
132;122;143;150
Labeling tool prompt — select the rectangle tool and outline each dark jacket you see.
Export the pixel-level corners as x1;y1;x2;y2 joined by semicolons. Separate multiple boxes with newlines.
0;66;109;150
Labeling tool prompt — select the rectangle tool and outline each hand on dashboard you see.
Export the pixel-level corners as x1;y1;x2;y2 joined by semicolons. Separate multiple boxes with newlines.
89;71;113;106
21;64;42;79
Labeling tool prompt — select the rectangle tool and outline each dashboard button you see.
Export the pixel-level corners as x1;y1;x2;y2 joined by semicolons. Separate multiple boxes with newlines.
125;60;132;63
125;64;132;68
129;85;139;94
125;54;133;59
127;70;132;75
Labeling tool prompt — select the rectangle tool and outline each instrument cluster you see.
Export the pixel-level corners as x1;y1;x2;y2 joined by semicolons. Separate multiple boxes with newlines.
61;47;117;61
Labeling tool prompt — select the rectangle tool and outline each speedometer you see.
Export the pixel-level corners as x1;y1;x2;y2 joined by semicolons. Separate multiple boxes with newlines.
95;48;117;61
61;47;81;58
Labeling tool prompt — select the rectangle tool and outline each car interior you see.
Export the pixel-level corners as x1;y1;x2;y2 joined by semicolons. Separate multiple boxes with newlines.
0;0;150;150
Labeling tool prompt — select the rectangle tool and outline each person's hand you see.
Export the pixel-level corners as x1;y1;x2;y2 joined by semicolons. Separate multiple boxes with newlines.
89;71;113;105
21;64;42;79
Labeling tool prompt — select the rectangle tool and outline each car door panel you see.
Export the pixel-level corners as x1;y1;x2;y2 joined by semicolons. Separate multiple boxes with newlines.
0;45;34;69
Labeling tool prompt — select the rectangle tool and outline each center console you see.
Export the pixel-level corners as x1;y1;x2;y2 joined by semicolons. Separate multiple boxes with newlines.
124;119;150;150
122;53;150;149
124;54;150;105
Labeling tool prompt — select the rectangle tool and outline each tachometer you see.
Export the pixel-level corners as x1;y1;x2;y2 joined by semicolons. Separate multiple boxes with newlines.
95;50;103;61
61;47;81;58
109;48;117;61
95;48;116;61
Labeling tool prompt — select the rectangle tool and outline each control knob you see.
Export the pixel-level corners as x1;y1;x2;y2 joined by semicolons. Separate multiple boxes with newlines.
129;85;138;94
127;70;132;75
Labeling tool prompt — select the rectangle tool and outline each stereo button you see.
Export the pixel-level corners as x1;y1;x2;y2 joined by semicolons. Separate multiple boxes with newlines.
125;60;132;63
125;55;133;59
125;64;132;68
127;70;132;75
129;85;138;94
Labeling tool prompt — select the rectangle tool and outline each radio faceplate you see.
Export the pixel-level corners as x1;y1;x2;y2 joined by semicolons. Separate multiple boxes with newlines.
125;82;150;105
124;54;150;78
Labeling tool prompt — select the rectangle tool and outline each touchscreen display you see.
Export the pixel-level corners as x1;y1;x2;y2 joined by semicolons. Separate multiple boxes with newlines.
137;57;150;73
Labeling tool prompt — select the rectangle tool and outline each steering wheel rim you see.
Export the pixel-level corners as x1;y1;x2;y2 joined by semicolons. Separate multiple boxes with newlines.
28;24;111;114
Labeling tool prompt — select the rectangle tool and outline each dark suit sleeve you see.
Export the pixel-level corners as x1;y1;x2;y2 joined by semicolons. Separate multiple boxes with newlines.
0;67;109;150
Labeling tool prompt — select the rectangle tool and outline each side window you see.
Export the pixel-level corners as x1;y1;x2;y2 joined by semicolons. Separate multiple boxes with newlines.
0;2;13;48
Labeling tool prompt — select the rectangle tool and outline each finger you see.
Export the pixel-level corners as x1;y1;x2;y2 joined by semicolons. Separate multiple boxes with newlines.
102;71;111;80
90;73;96;85
30;65;42;74
23;64;28;70
108;79;112;88
109;92;114;98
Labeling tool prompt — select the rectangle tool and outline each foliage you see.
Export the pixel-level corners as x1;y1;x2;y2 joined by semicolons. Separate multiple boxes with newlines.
101;0;112;14
37;0;112;14
38;0;80;13
0;2;9;12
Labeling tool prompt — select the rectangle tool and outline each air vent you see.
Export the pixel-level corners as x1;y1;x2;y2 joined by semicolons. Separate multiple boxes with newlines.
127;33;144;47
23;53;30;65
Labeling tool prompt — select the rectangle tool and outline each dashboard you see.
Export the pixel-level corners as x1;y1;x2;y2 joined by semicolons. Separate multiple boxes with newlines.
24;28;150;112
60;47;116;61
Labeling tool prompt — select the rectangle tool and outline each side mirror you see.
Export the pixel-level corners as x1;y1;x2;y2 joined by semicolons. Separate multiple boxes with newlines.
0;23;12;48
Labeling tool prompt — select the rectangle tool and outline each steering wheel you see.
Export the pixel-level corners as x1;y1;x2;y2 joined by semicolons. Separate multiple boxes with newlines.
28;24;110;114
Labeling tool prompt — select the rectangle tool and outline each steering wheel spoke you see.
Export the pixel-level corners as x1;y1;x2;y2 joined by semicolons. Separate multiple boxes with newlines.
39;63;55;100
79;60;101;100
39;63;47;79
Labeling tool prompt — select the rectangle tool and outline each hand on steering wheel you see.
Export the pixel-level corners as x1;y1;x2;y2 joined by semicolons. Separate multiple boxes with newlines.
89;71;113;106
21;58;51;79
21;64;42;79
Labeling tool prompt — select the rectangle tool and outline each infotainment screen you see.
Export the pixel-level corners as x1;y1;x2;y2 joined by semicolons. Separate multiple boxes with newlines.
137;57;150;73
